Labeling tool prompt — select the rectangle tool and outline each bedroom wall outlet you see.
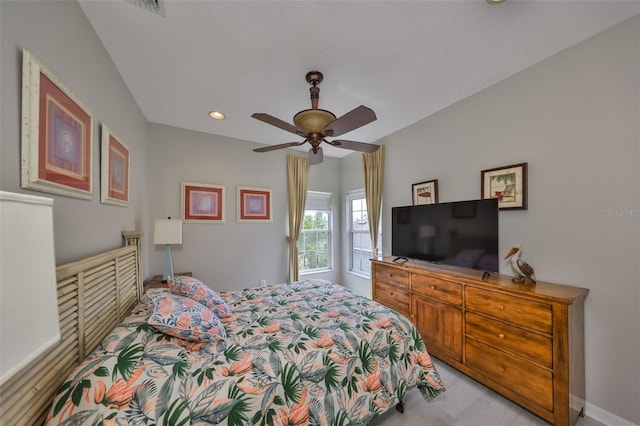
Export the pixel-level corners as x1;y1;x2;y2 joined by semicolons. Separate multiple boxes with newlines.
260;279;266;287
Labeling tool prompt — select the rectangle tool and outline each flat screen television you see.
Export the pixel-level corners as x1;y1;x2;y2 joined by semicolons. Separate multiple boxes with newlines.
391;198;499;272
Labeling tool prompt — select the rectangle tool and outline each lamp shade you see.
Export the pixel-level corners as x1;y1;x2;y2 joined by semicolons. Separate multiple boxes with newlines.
153;219;183;245
0;191;60;385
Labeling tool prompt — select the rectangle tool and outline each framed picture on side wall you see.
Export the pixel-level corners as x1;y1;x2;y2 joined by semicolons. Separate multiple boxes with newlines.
100;125;130;206
182;182;225;223
412;179;439;205
21;49;93;199
481;162;528;210
237;186;272;222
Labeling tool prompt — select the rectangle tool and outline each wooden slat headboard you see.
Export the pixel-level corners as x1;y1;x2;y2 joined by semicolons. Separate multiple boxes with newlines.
0;231;143;426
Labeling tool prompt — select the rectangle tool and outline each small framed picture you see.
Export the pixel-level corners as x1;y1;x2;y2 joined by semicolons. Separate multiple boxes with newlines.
481;162;528;210
412;179;439;205
21;49;93;199
237;186;272;222
100;125;130;206
181;182;225;223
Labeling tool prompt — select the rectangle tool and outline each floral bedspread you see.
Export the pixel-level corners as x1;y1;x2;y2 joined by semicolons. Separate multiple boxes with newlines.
46;279;444;425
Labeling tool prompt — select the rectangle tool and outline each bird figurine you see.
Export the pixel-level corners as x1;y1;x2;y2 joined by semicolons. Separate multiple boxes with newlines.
504;245;536;284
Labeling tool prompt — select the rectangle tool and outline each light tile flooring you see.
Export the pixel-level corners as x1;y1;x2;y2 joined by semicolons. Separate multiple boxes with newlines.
371;360;605;426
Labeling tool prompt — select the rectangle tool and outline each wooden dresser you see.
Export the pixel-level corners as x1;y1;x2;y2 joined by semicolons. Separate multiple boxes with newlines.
372;257;589;426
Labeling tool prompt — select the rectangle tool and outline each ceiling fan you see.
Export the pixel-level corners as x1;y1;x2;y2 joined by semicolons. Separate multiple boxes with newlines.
251;71;380;165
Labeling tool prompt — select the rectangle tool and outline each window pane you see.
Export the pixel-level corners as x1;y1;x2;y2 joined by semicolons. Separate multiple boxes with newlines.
348;189;380;277
352;250;371;274
353;232;372;252
299;193;332;273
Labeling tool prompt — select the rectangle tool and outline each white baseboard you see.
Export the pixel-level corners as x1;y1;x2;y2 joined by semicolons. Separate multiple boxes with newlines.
586;402;638;426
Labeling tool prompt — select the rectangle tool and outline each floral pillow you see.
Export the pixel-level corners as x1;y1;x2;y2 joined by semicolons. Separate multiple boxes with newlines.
147;293;226;342
168;275;232;318
142;288;172;310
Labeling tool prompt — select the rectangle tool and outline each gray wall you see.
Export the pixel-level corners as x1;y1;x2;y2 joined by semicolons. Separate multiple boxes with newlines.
0;0;150;271
341;15;640;425
147;123;342;290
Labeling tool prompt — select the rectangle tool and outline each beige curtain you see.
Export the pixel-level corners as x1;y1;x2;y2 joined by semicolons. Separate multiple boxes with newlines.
286;155;310;282
363;145;385;259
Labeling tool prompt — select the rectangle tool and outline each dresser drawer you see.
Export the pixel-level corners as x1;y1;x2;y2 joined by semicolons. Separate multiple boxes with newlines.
374;281;410;313
466;338;553;412
374;265;409;290
465;312;552;368
411;274;462;305
465;287;552;334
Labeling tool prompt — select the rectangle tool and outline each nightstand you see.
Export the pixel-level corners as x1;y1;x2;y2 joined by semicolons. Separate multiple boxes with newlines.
144;272;192;292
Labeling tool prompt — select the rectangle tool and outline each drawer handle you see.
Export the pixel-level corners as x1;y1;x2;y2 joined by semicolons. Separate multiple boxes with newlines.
430;285;436;290
389;292;394;296
497;304;505;310
498;366;506;373
498;333;505;339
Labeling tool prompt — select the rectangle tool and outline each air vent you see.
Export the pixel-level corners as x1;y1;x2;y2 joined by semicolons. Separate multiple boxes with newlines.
125;0;166;17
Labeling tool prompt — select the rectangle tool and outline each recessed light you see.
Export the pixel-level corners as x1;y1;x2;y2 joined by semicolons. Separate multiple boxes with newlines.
209;111;225;120
486;0;507;3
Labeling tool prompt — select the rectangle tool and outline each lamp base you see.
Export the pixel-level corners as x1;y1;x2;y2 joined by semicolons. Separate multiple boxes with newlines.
162;245;174;282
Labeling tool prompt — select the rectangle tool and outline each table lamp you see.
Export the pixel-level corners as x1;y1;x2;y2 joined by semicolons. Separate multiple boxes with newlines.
153;218;183;281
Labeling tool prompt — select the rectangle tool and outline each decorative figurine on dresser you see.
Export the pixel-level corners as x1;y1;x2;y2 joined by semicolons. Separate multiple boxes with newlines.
504;244;536;284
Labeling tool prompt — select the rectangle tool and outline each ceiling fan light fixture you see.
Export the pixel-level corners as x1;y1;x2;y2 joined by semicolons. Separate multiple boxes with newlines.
208;111;225;120
293;109;336;134
250;70;378;164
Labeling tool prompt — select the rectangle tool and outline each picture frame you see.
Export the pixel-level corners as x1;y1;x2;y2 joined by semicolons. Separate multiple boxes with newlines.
481;162;528;210
181;182;225;223
21;49;93;199
100;125;130;206
237;186;272;223
412;179;439;205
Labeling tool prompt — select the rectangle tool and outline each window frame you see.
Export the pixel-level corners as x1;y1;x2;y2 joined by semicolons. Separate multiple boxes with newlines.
298;191;333;275
347;189;381;278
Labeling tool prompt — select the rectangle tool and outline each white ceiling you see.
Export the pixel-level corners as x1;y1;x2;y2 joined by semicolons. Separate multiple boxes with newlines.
78;0;640;158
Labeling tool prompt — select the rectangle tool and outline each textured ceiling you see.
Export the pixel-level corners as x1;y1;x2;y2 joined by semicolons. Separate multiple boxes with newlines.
78;0;640;158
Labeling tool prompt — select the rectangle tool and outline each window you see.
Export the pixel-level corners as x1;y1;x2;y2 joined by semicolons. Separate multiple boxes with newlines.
298;192;332;273
348;189;381;277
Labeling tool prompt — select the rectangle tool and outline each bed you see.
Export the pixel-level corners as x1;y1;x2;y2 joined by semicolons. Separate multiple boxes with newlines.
0;233;445;425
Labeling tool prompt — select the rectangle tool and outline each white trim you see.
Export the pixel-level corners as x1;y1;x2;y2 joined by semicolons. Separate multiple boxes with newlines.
585;402;638;426
0;191;53;205
0;334;60;386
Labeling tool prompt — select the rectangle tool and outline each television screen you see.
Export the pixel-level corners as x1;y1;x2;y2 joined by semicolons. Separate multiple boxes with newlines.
391;198;499;272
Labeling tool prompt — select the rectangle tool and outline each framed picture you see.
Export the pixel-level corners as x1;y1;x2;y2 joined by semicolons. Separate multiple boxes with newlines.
237;186;272;222
181;182;225;223
100;125;130;206
412;179;438;205
481;162;528;210
21;49;93;199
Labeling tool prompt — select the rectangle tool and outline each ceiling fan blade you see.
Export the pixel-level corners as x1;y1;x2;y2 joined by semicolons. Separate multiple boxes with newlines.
253;141;306;153
327;139;380;153
323;105;377;137
308;147;324;165
252;113;307;137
